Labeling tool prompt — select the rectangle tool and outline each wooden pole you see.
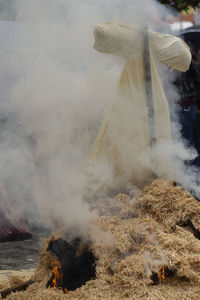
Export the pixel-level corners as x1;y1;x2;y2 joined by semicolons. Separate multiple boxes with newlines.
143;26;157;173
0;279;34;299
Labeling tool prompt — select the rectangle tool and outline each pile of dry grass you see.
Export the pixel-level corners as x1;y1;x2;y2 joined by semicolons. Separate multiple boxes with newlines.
3;179;200;300
0;270;34;292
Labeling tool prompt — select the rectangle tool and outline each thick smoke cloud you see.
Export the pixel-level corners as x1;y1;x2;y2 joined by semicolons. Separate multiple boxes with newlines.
0;0;128;233
0;0;198;237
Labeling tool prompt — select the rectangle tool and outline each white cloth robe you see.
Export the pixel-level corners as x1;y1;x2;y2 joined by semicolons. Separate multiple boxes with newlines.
89;23;191;191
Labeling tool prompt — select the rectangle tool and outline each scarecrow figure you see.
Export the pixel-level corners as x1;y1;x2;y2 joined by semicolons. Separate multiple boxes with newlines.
89;23;191;193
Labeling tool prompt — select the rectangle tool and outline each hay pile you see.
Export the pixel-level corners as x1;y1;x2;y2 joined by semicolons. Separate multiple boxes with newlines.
0;270;34;291
4;179;200;300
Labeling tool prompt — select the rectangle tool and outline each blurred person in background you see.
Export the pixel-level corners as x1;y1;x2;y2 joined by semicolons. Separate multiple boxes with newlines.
175;40;200;166
194;3;200;25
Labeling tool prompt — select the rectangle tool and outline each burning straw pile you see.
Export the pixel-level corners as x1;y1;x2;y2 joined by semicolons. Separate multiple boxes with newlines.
3;179;200;299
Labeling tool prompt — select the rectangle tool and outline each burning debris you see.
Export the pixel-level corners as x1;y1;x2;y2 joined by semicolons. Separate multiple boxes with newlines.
47;260;64;291
3;179;200;299
150;265;176;285
46;238;97;292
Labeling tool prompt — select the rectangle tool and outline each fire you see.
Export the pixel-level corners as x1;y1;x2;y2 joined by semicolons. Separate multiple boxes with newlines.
64;288;69;294
48;260;69;293
150;265;175;285
49;260;62;289
46;238;97;292
159;265;166;282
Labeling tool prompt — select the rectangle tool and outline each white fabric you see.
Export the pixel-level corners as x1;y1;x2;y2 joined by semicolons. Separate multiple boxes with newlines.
89;23;191;191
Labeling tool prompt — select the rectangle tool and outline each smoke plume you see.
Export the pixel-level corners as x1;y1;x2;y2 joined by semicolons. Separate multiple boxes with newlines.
0;0;198;238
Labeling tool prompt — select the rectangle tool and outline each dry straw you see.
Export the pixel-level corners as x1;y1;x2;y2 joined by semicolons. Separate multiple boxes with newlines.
3;179;200;300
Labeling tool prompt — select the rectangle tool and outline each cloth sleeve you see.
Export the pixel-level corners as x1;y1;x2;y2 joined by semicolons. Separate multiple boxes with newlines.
150;31;191;72
93;23;191;72
93;23;142;59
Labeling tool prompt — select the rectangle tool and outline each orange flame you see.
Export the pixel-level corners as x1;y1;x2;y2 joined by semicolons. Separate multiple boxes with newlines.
159;265;166;282
49;260;63;288
48;260;69;293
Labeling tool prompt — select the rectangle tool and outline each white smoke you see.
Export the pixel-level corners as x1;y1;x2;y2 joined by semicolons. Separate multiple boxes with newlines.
162;58;200;198
0;0;198;237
